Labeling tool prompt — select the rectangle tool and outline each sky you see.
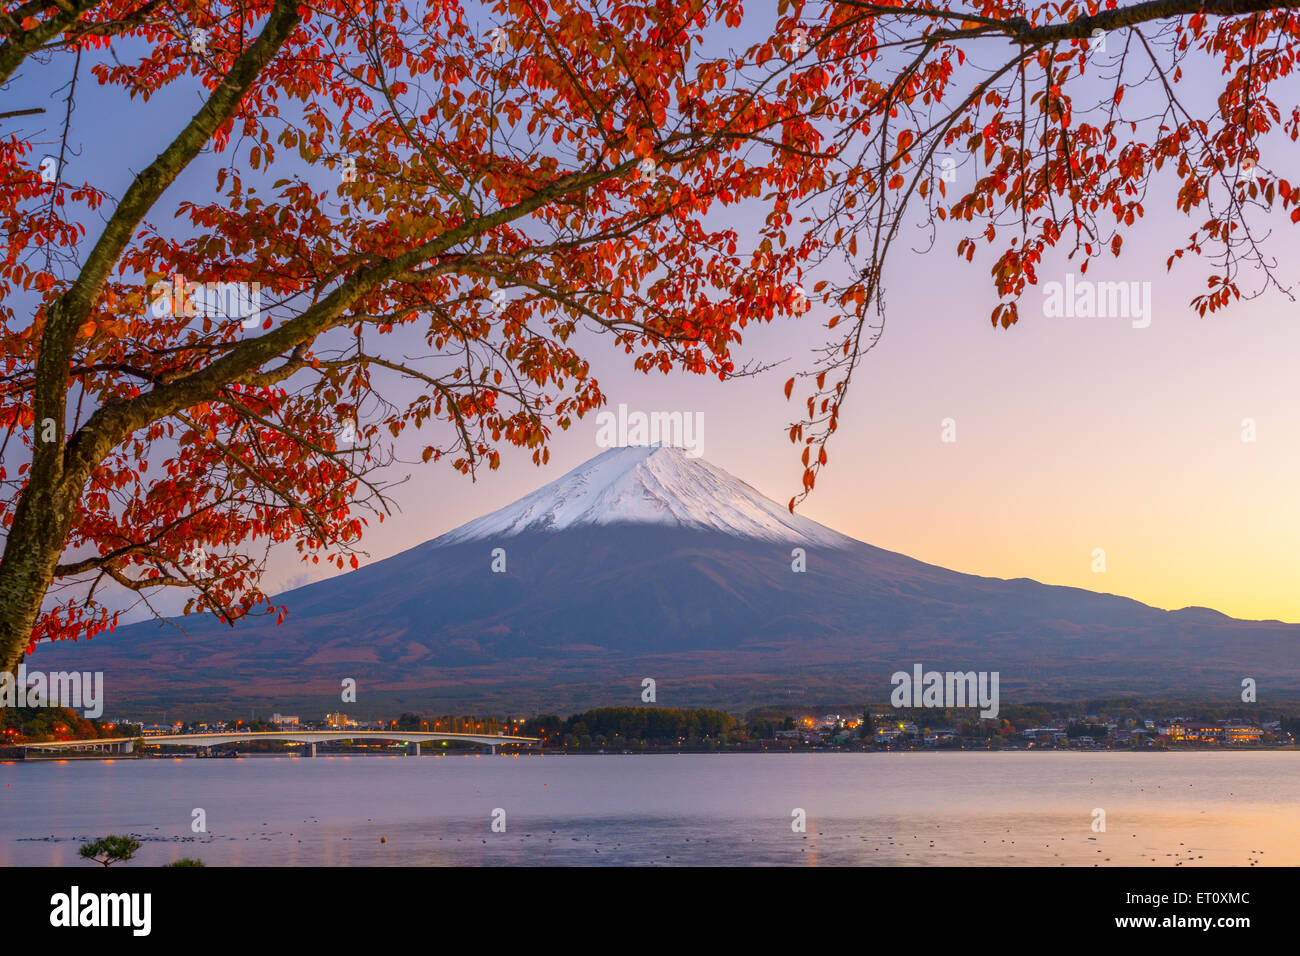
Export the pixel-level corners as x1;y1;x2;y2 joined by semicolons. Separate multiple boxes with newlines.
346;215;1300;626
6;3;1299;626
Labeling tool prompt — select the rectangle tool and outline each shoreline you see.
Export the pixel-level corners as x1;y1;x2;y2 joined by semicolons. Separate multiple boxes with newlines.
7;744;1298;763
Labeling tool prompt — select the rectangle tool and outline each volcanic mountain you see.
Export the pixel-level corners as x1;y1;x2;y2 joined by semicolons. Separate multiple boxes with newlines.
29;445;1300;715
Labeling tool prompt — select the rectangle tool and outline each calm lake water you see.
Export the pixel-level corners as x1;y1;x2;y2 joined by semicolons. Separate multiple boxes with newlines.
2;752;1295;866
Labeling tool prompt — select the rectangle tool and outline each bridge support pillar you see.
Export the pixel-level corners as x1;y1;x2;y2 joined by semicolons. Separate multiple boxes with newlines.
308;742;316;758
488;744;496;755
410;742;421;757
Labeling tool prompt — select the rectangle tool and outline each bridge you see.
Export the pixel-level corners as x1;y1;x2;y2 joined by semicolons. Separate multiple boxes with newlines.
14;730;541;757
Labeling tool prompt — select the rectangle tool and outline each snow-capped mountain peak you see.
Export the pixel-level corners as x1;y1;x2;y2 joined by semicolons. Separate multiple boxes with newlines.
437;445;855;547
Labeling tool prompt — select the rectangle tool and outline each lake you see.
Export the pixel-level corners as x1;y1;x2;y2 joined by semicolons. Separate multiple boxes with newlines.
2;752;1295;866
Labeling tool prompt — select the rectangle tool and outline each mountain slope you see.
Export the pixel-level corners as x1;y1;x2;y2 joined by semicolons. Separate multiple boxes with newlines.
29;446;1300;715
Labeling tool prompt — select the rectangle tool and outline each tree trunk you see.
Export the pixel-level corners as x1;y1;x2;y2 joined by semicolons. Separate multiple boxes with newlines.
0;477;77;674
0;0;304;677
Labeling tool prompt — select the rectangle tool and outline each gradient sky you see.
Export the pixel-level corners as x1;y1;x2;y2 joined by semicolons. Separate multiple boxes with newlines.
7;5;1298;626
340;220;1300;626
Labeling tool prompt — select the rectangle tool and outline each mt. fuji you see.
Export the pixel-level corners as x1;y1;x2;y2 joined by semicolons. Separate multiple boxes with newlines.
440;446;855;547
30;445;1300;716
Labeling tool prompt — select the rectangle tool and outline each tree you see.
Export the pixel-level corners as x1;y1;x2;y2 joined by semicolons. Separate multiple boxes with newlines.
4;0;1297;671
775;0;1300;507
79;834;141;866
0;704;112;741
0;0;828;671
164;857;206;866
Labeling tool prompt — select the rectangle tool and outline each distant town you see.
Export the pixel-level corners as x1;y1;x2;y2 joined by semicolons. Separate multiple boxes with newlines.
3;700;1298;756
761;711;1295;750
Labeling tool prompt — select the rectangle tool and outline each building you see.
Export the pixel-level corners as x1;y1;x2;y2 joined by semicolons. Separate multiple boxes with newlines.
923;729;958;745
1177;723;1222;743
1022;727;1066;742
271;714;299;728
1220;723;1262;743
